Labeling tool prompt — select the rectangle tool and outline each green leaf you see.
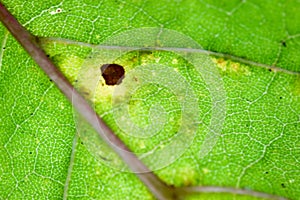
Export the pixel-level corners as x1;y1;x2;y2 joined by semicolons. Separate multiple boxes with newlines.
0;1;299;200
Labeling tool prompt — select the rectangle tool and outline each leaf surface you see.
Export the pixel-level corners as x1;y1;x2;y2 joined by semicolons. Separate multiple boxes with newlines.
0;0;299;200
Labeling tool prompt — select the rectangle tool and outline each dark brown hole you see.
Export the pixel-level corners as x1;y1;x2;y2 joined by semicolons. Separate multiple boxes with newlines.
100;64;125;85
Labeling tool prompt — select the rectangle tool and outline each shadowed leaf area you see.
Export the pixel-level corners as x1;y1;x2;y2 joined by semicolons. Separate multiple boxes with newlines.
0;0;299;200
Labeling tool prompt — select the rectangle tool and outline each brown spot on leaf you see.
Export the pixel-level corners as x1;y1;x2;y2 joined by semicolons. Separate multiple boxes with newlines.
100;64;125;85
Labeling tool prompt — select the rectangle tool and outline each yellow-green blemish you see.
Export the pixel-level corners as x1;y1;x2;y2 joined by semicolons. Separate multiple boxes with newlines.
94;79;115;103
202;167;210;174
291;75;300;96
155;57;161;63
213;57;227;71
172;58;178;64
139;140;146;149
95;170;101;175
59;102;65;110
289;179;295;183
176;167;197;186
141;52;156;65
213;57;251;76
61;55;83;81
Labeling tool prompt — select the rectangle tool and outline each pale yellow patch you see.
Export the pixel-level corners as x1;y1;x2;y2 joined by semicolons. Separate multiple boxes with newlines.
212;57;227;71
139;140;146;149
177;167;196;186
95;170;101;175
213;57;251;76
59;55;83;82
172;58;178;64
93;79;116;103
59;103;65;110
291;76;300;96
139;53;159;66
155;57;161;63
202;168;210;174
231;62;239;72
